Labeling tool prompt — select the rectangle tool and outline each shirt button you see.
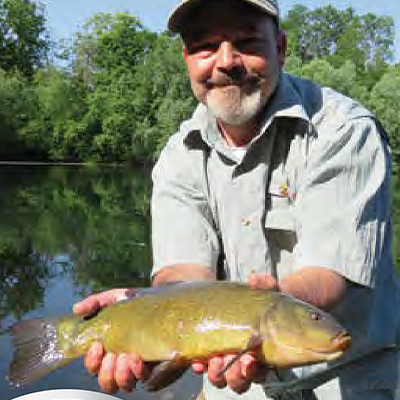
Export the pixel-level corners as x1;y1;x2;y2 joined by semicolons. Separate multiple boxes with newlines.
242;218;251;227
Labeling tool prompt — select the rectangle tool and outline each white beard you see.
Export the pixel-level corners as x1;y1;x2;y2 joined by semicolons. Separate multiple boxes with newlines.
205;85;264;126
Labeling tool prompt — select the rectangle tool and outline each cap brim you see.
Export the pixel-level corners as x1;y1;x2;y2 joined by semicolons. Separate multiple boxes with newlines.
168;0;279;33
168;0;200;33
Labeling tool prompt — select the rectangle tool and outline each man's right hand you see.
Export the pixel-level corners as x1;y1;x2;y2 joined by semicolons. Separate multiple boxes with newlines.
73;288;150;393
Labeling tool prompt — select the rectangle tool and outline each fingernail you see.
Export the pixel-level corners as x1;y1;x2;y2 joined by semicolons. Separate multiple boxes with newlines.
104;353;117;369
89;342;101;356
115;294;129;302
211;357;223;369
241;357;254;378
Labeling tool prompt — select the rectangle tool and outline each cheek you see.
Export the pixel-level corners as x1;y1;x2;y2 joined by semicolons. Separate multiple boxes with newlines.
186;57;214;84
186;58;215;102
244;53;275;77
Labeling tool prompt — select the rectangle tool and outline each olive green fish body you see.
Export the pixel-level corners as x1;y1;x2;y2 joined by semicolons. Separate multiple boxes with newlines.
98;283;272;359
8;282;351;389
60;283;270;361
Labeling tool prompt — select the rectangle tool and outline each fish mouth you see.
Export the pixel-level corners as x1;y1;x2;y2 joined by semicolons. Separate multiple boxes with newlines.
304;331;352;360
277;344;345;363
302;331;352;361
272;331;351;364
331;331;352;351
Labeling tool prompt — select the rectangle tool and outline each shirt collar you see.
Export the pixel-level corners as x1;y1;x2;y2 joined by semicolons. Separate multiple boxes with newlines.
183;73;310;151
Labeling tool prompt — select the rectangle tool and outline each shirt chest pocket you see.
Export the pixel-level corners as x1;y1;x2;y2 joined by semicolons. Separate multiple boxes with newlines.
265;187;298;274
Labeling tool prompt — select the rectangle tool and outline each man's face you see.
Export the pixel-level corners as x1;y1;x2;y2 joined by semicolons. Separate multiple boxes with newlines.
181;1;286;126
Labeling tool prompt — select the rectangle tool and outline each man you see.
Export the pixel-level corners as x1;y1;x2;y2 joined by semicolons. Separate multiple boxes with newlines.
74;0;400;398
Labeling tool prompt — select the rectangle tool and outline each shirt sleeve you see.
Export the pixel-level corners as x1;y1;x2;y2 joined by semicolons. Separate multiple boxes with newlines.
294;116;392;287
151;135;221;277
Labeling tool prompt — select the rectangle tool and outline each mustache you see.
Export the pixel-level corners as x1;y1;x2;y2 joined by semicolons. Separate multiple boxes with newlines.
205;70;263;88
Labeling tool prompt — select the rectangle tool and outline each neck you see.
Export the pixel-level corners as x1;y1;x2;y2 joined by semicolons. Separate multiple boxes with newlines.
217;115;262;147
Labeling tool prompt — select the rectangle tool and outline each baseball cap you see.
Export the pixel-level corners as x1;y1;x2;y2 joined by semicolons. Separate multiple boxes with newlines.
168;0;280;33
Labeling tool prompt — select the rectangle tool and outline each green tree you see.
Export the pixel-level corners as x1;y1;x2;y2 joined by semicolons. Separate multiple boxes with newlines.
282;5;354;63
282;4;394;73
0;0;48;78
71;13;156;87
0;68;33;160
69;13;159;162
300;58;370;103
130;33;196;159
369;66;400;171
331;13;394;89
17;67;88;161
284;54;303;76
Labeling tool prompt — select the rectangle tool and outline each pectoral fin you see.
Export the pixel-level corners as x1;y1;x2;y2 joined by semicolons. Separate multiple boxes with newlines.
144;357;190;392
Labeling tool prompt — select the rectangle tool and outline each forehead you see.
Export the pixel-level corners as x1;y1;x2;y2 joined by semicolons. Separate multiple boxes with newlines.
181;1;272;41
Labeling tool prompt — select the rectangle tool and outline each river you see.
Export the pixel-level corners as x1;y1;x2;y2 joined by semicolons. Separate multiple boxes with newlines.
1;165;399;400
0;165;202;400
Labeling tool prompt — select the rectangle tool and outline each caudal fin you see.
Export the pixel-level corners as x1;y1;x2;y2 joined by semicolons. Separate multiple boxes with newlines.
7;317;74;387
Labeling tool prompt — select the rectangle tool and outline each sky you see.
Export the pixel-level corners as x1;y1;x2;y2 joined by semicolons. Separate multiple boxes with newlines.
40;0;400;61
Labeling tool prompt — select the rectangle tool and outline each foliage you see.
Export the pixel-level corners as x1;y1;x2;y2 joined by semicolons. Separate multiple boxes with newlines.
129;33;196;159
0;3;398;174
0;0;48;78
282;5;394;68
0;68;34;160
69;19;194;163
368;66;400;170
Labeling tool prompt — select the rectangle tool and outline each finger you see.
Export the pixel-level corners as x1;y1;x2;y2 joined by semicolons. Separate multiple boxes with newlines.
128;353;151;381
224;355;251;394
192;361;207;374
249;270;258;288
98;352;118;393
85;342;105;375
73;294;102;317
248;272;278;291
207;356;226;388
240;354;269;383
115;353;137;392
73;288;132;316
259;274;279;290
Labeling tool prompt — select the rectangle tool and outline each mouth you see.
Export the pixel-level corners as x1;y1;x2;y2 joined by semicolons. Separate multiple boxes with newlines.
206;82;244;90
331;331;352;351
304;331;351;359
270;331;351;364
205;73;263;90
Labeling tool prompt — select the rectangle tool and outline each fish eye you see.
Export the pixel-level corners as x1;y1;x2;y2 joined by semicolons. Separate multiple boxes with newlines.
310;312;324;321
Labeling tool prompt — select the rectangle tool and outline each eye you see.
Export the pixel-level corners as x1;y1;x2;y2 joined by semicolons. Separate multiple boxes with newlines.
186;40;220;55
310;312;324;321
234;37;266;53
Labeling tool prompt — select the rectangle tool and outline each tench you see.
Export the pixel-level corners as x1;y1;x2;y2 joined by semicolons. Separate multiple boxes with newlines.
7;281;351;391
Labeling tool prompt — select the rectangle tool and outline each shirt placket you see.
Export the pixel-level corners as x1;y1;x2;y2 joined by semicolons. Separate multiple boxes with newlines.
216;129;277;282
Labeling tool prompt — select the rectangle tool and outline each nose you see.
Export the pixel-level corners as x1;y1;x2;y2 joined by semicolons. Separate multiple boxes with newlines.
215;41;242;72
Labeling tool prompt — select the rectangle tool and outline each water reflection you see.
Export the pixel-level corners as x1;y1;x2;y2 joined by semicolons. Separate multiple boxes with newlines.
0;166;152;324
0;166;203;400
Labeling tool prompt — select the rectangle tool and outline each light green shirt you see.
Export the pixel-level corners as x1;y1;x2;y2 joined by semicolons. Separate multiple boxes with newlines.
151;73;400;399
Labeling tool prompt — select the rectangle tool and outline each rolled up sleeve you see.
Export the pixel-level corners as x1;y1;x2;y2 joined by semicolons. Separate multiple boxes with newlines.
294;116;392;287
151;136;220;277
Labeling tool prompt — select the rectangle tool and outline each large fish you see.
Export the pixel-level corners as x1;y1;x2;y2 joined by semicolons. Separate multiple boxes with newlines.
7;281;351;391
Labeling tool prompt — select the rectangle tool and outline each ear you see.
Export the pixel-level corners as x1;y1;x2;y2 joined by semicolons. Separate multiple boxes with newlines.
276;30;287;68
182;44;189;62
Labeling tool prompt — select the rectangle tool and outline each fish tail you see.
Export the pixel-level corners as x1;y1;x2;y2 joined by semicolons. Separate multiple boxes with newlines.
7;315;80;387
